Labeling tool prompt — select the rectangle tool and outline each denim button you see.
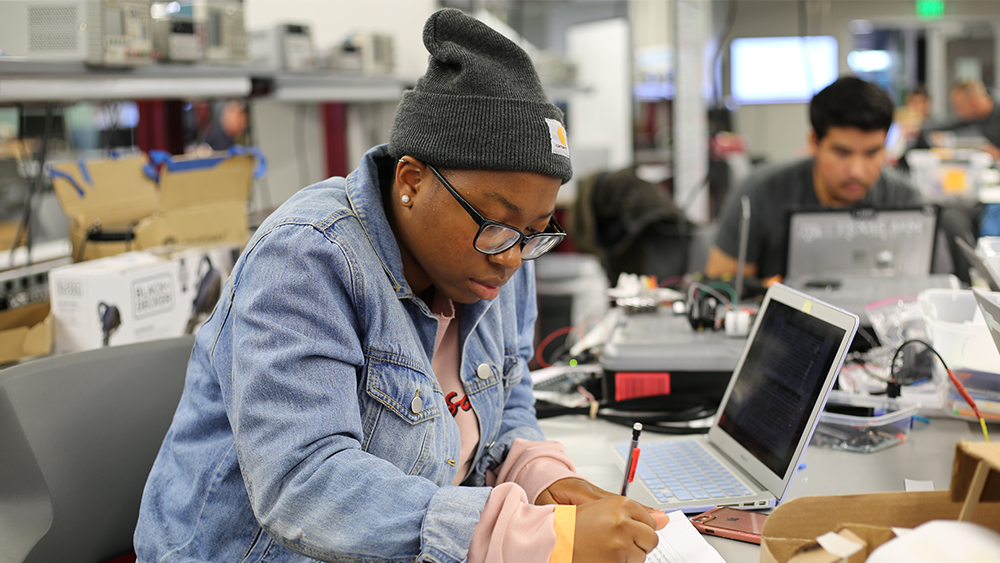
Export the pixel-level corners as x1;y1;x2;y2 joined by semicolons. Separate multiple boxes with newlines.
410;392;422;413
477;363;491;379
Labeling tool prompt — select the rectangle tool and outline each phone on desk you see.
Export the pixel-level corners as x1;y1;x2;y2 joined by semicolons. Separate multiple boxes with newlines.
690;507;768;544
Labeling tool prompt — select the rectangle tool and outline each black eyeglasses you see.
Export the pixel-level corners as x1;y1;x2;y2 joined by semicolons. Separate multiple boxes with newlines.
425;163;565;261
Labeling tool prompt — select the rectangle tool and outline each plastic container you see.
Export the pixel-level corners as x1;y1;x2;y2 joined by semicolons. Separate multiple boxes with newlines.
906;148;994;201
977;237;1000;275
812;392;919;453
946;368;1000;423
918;289;1000;374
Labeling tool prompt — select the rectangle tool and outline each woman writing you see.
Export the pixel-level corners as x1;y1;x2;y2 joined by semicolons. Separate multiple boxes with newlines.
135;9;666;563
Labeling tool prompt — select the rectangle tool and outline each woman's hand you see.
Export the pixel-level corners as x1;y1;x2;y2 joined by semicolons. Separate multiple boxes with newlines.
536;477;670;530
535;477;614;506
573;496;661;563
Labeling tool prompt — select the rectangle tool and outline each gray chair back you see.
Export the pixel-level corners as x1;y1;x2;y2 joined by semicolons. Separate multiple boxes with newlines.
0;336;194;563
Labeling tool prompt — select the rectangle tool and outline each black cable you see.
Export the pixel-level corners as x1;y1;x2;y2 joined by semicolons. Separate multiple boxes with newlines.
798;0;808;37
852;357;887;383
295;103;310;189
10;102;55;267
842;339;944;397
711;0;737;109
854;325;878;349
535;401;715;435
545;342;572;368
798;0;816;97
245;101;273;213
678;174;711;217
675;1;738;223
889;338;949;384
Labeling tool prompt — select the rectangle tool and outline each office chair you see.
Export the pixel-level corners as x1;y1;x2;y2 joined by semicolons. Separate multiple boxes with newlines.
0;335;195;563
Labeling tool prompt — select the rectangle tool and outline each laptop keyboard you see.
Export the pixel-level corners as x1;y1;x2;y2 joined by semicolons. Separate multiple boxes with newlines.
615;440;753;503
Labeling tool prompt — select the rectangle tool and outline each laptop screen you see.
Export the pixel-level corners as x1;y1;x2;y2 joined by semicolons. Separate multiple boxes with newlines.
786;206;938;279
716;299;846;475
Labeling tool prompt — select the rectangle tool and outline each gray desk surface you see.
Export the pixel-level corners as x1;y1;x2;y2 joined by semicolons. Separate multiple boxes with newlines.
599;275;961;375
538;414;990;562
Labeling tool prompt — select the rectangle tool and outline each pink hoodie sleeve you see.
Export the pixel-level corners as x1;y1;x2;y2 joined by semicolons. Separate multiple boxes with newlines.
467;439;585;563
489;438;581;502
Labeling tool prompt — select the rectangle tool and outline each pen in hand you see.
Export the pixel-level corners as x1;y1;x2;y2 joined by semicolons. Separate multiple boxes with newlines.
620;422;642;496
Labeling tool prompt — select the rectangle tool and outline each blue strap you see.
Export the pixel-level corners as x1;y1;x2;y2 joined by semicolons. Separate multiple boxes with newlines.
142;146;267;181
76;159;94;187
142;150;174;182
48;167;85;197
227;145;268;179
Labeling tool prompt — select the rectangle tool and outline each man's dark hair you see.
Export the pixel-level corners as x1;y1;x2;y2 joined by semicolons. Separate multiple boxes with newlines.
809;76;894;140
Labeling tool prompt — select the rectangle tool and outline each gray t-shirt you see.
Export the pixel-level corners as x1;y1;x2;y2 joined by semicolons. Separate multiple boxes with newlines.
917;100;1000;148
981;103;1000;148
714;158;923;278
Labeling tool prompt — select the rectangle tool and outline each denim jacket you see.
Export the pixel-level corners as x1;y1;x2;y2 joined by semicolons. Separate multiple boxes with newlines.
135;145;545;563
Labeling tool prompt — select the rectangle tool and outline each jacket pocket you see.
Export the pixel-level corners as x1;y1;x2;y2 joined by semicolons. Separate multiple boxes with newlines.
361;354;448;479
502;353;524;389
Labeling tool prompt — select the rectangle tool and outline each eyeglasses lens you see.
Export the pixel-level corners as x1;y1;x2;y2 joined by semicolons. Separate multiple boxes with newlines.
521;235;560;259
475;224;522;254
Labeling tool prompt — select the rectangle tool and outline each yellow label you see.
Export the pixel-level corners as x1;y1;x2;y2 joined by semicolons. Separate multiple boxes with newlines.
941;166;968;194
802;301;813;314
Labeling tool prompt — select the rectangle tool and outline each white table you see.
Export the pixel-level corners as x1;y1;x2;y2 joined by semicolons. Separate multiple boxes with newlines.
538;414;989;562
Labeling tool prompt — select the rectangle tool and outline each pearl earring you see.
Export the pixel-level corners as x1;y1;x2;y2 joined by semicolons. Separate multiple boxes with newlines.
401;195;411;204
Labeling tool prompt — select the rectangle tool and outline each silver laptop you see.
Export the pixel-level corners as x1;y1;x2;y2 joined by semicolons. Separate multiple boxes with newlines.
973;288;1000;354
785;205;939;279
611;283;859;514
957;237;1000;292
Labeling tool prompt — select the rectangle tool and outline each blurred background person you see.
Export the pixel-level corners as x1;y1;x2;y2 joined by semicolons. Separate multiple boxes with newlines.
888;84;931;164
949;79;1000;158
199;99;249;151
916;79;1000;159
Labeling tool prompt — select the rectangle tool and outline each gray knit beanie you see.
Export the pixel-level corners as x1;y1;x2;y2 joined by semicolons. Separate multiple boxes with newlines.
388;8;572;183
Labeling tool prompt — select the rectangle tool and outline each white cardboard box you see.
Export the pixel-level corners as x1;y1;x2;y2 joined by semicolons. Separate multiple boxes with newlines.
48;244;239;354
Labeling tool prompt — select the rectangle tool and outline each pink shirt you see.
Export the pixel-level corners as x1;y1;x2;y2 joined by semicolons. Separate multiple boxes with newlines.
430;293;580;563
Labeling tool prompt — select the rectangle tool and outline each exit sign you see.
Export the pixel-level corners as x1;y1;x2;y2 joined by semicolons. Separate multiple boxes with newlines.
916;0;945;19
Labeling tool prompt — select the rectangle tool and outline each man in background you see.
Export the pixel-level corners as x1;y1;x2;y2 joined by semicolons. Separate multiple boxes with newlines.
703;76;922;288
888;84;931;163
947;79;1000;158
201;99;249;151
916;79;1000;159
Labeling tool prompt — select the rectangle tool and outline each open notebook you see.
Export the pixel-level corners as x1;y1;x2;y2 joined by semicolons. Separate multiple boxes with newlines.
612;283;859;514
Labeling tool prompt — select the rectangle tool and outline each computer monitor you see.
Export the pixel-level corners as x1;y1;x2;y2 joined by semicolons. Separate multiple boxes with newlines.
730;36;838;105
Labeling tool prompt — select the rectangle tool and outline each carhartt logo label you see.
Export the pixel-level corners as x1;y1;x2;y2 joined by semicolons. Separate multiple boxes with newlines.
545;118;570;158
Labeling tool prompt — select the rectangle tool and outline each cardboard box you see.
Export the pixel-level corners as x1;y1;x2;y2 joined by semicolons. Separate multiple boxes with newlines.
49;150;258;262
0;301;53;366
48;243;239;354
761;441;1000;563
0;219;20;251
146;243;241;334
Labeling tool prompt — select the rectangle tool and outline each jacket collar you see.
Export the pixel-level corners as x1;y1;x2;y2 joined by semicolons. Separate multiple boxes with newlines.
345;145;411;297
345;145;498;324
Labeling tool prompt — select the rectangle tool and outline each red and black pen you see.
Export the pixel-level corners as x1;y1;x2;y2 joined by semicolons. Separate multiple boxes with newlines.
620;422;643;496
